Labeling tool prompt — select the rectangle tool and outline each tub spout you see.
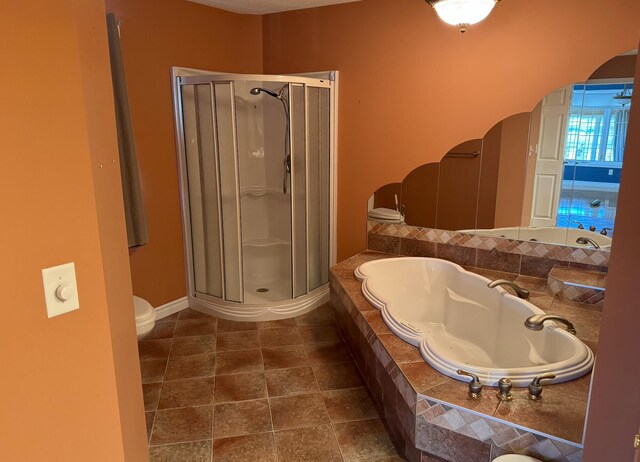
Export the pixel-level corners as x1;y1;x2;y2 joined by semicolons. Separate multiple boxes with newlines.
576;236;600;249
487;279;530;300
524;314;577;335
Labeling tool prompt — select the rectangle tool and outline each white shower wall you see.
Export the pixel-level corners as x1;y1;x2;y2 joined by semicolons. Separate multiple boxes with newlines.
236;81;292;302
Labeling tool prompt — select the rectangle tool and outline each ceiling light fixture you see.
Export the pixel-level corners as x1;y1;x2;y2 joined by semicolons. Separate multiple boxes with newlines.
613;84;633;107
426;0;500;33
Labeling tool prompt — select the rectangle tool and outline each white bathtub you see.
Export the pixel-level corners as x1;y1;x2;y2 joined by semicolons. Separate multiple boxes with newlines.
460;226;612;249
355;257;594;386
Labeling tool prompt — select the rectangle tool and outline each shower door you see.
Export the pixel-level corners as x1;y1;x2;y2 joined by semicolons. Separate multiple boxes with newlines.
176;73;332;306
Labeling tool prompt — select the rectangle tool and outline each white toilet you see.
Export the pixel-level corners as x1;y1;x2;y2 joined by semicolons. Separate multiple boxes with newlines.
134;296;156;340
494;456;542;462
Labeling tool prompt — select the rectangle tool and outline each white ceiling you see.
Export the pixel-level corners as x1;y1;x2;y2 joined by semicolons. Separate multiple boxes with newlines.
187;0;362;15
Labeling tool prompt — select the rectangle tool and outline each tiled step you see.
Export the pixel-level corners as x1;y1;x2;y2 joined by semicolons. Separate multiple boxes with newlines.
547;265;606;306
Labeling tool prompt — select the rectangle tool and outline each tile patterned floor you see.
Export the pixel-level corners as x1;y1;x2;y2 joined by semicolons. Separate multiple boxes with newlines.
139;303;405;462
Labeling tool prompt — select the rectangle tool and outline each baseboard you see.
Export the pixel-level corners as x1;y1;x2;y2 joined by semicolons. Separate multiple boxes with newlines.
155;296;188;320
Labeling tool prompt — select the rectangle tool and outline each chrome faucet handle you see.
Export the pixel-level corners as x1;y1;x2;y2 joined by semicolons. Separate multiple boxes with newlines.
589;225;597;232
457;369;483;399
527;373;556;400
574;220;584;229
496;378;513;401
600;227;612;236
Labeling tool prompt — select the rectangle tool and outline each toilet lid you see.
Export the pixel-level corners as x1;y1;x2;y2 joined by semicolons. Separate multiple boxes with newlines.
134;296;156;324
493;456;542;462
368;207;402;221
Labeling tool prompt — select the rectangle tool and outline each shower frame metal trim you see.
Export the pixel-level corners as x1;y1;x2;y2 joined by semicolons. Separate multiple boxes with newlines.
171;67;338;321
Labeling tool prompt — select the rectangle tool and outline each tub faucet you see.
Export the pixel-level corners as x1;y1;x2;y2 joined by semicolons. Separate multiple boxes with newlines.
576;236;600;249
496;378;513;402
527;373;556;400
524;314;577;335
457;369;483;399
487;279;530;300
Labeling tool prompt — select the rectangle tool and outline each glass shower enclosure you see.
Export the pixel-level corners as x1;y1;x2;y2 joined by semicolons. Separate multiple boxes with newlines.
172;69;335;320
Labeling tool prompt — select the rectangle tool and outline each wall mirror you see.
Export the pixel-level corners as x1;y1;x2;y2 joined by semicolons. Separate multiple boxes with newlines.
368;51;636;251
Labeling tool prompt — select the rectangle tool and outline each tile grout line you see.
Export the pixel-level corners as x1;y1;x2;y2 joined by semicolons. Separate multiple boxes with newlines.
255;319;279;461
147;313;178;447
210;318;217;462
305;314;348;462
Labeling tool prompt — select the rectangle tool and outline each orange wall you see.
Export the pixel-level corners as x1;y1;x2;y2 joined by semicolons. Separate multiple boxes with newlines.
73;0;149;458
0;0;146;460
583;37;640;461
106;0;263;307
262;0;640;260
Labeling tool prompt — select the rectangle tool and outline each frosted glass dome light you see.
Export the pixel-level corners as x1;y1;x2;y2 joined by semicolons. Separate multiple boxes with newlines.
429;0;499;33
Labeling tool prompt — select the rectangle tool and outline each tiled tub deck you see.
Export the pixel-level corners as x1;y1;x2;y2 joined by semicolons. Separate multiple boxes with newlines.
330;251;601;462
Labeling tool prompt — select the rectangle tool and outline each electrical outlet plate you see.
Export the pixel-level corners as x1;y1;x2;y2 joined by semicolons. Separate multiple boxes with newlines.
42;262;79;318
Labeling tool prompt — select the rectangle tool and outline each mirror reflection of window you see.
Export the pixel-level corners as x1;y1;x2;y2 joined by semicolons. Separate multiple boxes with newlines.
557;82;633;235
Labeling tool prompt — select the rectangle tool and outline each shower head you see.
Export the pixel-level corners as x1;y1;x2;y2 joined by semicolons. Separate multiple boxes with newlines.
250;87;281;99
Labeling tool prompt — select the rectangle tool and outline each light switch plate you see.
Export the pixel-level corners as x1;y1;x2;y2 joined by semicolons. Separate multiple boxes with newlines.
42;262;79;318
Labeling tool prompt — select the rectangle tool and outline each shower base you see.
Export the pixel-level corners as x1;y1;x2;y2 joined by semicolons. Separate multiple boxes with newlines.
188;284;330;322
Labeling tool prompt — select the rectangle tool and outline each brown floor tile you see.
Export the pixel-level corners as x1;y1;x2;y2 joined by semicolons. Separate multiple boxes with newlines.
151;406;213;445
215;372;267;403
306;341;352;365
256;318;296;330
213;399;272;438
312;362;364;390
149;440;212;462
258;327;303;347
323;387;379;423
145;412;154;441
299;325;342;344
269;393;330;430
217;331;259;352
215;349;263;375
141;359;168;384
145;322;176;340
138;339;173;361
143;382;163;412
171;334;216;357
333;418;398;460
265;367;319;397
175;317;217;337
274;425;342;462
165;354;215;380
217;318;258;333
157;312;180;323
179;308;214;320
213;433;277;462
262;345;310;370
378;334;422;363
157;376;215;409
295;303;337;327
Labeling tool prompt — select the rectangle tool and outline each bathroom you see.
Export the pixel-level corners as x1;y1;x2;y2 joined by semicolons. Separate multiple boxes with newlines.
3;0;640;461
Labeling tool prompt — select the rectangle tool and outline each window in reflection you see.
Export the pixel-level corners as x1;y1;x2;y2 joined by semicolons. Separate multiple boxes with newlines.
557;83;632;233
